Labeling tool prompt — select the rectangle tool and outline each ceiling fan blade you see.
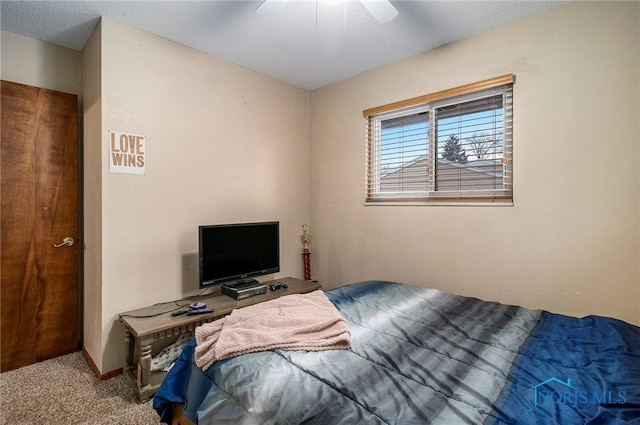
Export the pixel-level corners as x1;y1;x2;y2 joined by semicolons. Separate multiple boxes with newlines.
255;0;290;16
360;0;398;23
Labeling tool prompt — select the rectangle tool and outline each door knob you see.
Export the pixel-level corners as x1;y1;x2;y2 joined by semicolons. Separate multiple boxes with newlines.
53;237;74;248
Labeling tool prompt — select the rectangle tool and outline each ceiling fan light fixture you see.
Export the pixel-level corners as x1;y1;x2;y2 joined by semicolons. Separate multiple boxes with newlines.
255;0;291;16
256;0;399;24
360;0;399;24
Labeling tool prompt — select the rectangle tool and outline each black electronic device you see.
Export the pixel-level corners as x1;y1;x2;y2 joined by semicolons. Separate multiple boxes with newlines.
221;280;267;300
269;281;288;291
199;221;280;289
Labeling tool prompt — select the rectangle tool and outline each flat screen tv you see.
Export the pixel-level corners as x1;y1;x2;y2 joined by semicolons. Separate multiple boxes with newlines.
199;221;279;288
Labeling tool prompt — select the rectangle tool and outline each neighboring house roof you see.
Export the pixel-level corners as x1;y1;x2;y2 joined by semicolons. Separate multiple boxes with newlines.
380;157;505;192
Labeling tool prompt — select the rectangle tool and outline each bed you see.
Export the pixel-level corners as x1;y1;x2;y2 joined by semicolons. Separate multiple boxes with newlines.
153;280;640;425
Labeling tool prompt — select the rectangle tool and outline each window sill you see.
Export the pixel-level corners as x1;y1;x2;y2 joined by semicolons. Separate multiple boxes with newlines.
364;200;514;207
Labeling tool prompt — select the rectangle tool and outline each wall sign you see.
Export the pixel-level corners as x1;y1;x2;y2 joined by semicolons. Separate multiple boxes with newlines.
109;131;146;175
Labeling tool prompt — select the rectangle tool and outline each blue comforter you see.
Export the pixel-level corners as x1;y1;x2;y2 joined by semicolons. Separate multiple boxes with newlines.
153;281;640;424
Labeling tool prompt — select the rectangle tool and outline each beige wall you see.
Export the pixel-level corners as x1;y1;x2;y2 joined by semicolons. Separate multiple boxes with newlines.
85;18;310;373
81;20;103;370
309;1;640;325
0;30;81;94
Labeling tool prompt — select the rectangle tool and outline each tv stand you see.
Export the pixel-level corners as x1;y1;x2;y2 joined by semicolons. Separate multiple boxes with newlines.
119;277;320;402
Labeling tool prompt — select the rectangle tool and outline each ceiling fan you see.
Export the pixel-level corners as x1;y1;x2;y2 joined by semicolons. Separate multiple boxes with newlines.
256;0;399;24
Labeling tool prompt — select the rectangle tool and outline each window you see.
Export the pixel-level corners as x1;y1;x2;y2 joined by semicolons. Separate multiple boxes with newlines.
365;75;513;204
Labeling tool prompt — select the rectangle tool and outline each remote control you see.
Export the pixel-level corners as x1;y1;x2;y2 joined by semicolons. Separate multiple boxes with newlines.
171;309;189;316
187;308;214;315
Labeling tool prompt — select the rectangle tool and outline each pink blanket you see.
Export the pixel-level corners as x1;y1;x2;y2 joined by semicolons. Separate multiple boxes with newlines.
194;290;351;371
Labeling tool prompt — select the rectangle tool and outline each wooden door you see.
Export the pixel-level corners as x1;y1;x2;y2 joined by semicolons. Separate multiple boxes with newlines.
1;80;79;372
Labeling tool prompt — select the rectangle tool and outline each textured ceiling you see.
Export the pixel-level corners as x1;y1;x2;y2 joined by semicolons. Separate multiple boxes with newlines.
0;0;566;90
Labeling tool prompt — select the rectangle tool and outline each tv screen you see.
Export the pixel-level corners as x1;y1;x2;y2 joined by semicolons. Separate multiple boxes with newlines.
199;221;279;288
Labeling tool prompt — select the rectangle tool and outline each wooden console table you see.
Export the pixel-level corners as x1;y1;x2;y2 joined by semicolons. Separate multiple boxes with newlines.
119;277;321;401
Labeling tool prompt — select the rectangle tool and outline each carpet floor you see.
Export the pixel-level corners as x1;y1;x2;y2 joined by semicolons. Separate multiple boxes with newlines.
0;352;164;425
